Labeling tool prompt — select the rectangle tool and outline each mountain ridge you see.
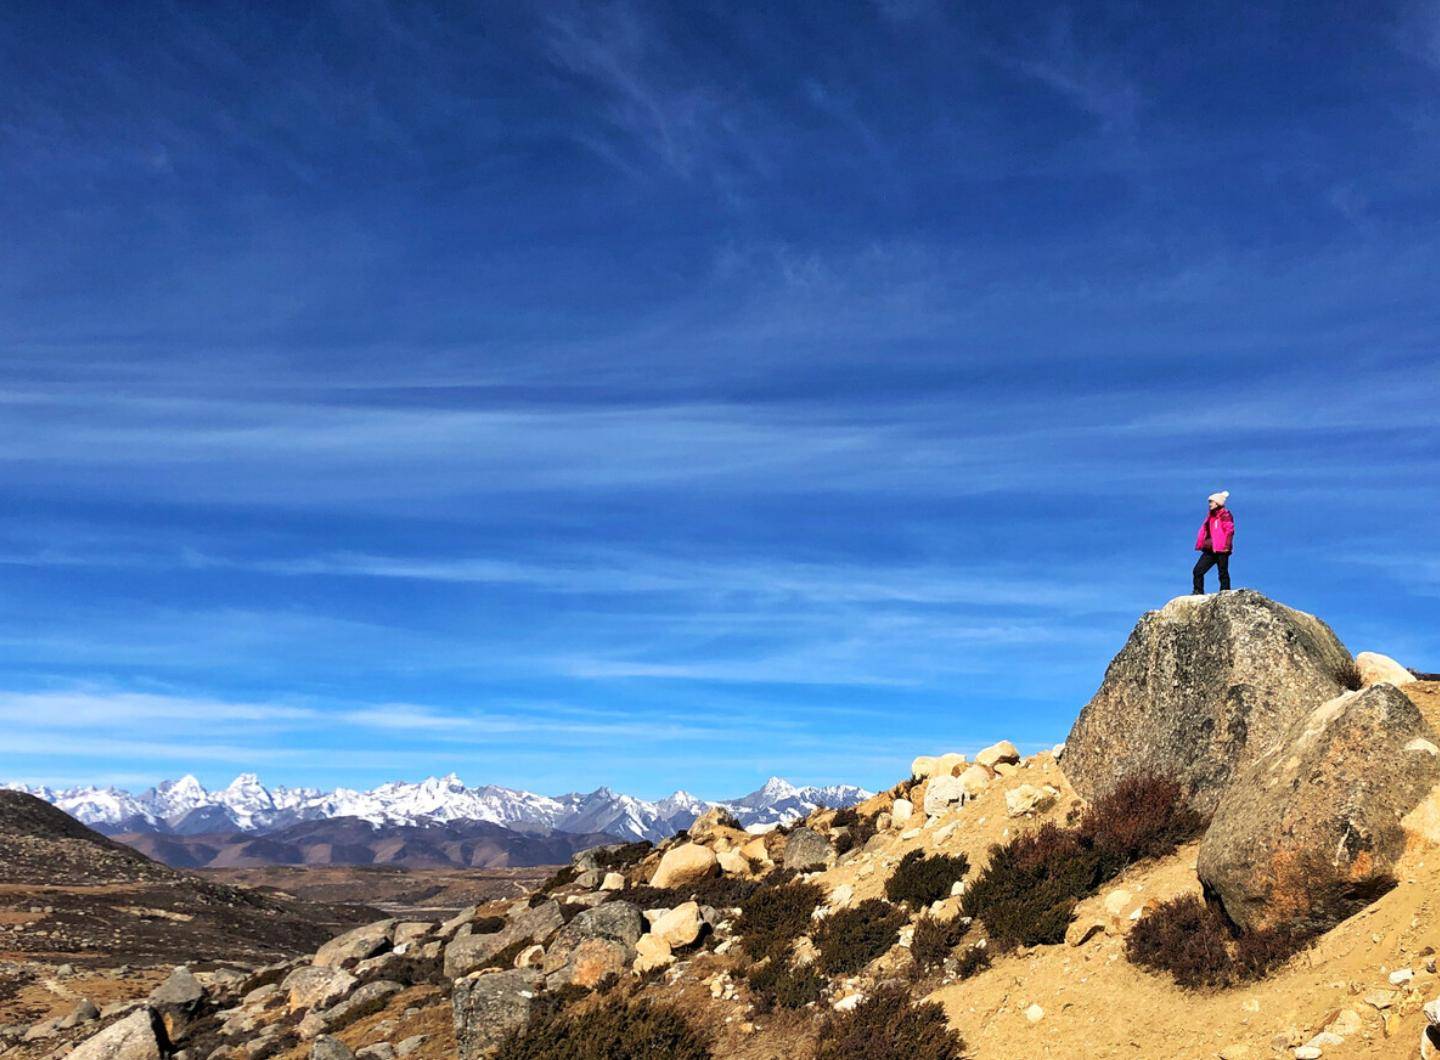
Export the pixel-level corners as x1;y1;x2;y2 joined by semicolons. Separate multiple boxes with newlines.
4;772;871;843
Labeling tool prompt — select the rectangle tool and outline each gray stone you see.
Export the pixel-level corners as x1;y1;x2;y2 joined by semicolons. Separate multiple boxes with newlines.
1064;591;1354;813
452;969;543;1060
1198;684;1440;933
314;919;397;969
395;1034;427;1056
68;1008;165;1060
284;966;358;1014
443;900;563;979
60;999;100;1028
149;966;208;1039
782;827;833;872
540;901;644;983
317;981;404;1033
356;1045;396;1060
310;1037;355;1060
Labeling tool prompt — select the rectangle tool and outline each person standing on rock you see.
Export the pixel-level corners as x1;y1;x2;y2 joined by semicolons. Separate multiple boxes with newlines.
1193;491;1234;593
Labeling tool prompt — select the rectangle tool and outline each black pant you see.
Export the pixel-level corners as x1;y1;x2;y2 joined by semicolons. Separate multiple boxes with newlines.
1193;550;1230;593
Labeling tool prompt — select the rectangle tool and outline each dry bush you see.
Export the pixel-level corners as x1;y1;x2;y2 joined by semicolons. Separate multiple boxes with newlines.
832;807;879;856
955;944;991;979
816;898;907;975
814;984;966;1060
960;822;1100;947
530;866;579;903
1125;895;1318;989
1335;658;1364;691
736;880;825;958
885;850;971;908
909;914;965;972
590;842;652;870
1077;774;1205;875
963;776;1201;948
494;997;711;1060
745;955;826;1012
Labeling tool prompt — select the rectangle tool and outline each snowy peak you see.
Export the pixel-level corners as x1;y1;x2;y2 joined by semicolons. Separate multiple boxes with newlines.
7;773;872;843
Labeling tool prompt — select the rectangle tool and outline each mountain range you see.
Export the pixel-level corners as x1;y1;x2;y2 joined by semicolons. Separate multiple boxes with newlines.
4;773;871;844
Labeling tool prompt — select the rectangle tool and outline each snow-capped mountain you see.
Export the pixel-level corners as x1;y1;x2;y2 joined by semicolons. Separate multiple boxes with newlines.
3;774;870;843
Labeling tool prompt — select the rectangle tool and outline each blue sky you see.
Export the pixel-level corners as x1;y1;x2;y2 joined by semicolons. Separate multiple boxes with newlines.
2;0;1438;800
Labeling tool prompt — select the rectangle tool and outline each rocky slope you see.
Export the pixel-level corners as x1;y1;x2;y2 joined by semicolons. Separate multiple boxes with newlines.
7;592;1439;1060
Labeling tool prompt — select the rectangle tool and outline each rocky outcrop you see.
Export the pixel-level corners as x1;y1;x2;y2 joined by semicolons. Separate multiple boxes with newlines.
443;900;563;978
452;968;542;1060
1064;591;1353;813
1198;684;1440;933
541;901;644;988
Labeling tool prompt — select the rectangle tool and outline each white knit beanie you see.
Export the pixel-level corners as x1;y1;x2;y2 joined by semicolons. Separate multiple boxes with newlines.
1208;490;1230;506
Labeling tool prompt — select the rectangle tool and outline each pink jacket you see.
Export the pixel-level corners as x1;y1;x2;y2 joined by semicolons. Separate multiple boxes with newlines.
1196;508;1235;553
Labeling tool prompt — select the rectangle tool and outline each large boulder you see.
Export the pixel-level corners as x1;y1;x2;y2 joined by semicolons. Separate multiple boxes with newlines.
68;1008;166;1060
147;966;206;1039
1198;684;1440;933
782;827;833;872
649;843;717;889
1064;591;1353;813
284;966;358;1013
1356;651;1416;688
314;919;396;969
541;902;643;987
443;900;564;979
452;968;542;1060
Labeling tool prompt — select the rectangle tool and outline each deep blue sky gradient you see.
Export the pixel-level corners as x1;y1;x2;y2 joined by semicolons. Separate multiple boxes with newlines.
2;0;1438;798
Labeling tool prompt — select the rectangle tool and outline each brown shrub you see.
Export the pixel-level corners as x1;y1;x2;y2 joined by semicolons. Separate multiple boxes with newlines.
1125;895;1316;989
1335;658;1364;691
955;944;991;979
963;775;1201;948
909;915;965;972
590;842;652;871
885;850;970;909
737;881;825;958
814;984;965;1060
745;955;826;1012
1077;774;1205;874
816;898;906;975
959;823;1100;948
494;997;711;1059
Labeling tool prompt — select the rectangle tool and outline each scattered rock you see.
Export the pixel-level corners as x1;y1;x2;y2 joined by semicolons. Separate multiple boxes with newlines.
633;934;674;973
311;1037;355;1060
650;843;718;889
891;798;913;826
783;827;833;872
922;775;966;817
1199;684;1440;933
651;901;703;948
319;980;403;1032
357;1045;396;1060
396;1035;427;1057
1064;591;1353;814
958;765;993;798
716;850;749;875
976;741;1020;769
60;999;101;1028
452;968;543;1060
1025;1003;1045;1024
515;944;545;968
1004;784;1056;818
284;966;358;1014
